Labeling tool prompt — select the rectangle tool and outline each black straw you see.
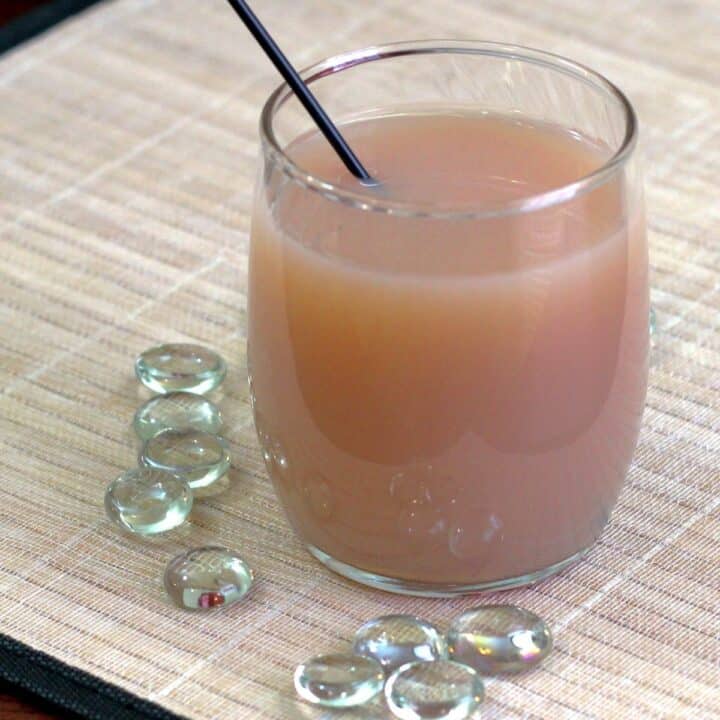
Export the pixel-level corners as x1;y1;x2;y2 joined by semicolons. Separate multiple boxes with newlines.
225;0;375;185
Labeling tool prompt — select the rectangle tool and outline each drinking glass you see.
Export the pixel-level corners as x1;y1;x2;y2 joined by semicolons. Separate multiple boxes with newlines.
247;41;648;595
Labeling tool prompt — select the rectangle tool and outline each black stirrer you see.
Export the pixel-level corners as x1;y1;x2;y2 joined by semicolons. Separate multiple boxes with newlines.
225;0;376;186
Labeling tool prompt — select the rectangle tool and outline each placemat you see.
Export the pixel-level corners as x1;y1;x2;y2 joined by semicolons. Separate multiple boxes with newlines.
1;0;718;718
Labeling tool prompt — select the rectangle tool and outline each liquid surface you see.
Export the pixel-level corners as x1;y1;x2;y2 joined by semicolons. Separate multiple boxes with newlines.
249;112;648;586
290;112;606;209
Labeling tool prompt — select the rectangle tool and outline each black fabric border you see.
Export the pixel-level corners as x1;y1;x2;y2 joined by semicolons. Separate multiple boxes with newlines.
0;0;102;54
0;633;184;720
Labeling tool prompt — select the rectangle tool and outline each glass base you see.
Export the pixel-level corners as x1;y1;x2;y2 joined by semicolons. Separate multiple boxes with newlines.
306;544;591;597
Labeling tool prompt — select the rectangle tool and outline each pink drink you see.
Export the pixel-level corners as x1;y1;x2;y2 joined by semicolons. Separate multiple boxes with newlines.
249;110;648;591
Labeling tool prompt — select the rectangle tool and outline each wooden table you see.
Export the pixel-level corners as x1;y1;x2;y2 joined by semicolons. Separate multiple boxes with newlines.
0;682;72;719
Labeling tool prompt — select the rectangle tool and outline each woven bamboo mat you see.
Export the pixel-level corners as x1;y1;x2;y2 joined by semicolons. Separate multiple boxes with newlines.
1;0;719;718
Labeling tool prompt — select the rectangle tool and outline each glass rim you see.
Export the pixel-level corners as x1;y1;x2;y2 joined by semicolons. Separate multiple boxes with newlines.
259;39;638;220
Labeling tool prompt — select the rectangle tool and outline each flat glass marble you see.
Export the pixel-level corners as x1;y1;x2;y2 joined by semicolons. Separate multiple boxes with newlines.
385;660;483;720
135;344;226;395
353;615;447;673
447;605;553;674
104;468;192;535
133;392;222;440
140;429;230;489
164;546;253;610
294;653;384;708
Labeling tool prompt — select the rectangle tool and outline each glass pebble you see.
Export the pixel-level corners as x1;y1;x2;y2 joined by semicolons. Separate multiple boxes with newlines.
649;306;656;336
447;605;552;675
135;343;226;394
133;392;222;440
385;660;483;720
193;474;231;499
104;468;192;535
140;429;230;489
164;546;253;610
294;654;384;708
353;615;447;673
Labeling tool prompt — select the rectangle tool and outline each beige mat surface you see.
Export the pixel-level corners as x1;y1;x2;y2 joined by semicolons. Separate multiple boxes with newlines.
1;0;719;718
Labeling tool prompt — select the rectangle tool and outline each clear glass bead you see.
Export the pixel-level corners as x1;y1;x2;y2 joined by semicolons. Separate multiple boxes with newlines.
133;392;222;440
447;605;552;674
353;615;446;673
164;546;253;610
104;468;192;535
385;660;483;720
294;654;384;708
140;429;230;489
135;344;226;394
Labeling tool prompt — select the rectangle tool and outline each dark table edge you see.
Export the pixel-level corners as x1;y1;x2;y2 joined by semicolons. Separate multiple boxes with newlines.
0;634;184;720
0;0;102;55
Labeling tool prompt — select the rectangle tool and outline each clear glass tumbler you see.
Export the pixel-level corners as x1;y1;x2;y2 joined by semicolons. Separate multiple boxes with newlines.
248;41;648;596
